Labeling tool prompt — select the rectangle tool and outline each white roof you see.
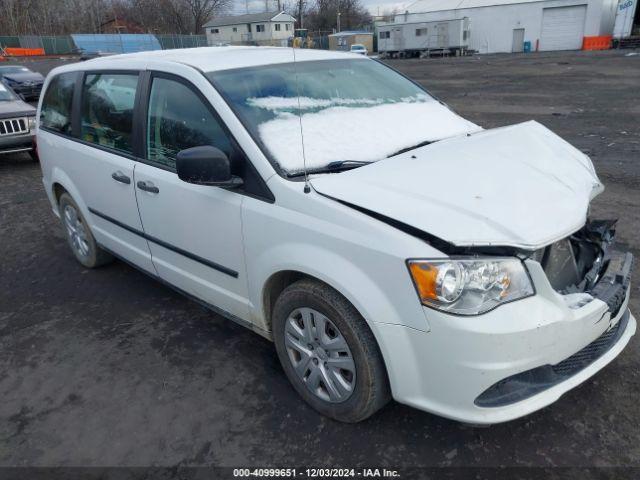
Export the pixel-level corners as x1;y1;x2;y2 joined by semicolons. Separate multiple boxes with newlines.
75;46;363;73
407;0;541;13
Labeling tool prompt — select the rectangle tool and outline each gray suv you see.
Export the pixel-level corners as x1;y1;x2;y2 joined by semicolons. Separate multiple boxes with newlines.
0;81;36;160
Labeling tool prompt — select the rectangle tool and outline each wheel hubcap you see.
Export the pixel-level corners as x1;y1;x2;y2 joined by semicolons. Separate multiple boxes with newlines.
63;205;90;258
284;307;356;403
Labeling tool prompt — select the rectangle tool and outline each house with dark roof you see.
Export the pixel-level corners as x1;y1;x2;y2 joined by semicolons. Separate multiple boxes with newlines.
204;11;296;46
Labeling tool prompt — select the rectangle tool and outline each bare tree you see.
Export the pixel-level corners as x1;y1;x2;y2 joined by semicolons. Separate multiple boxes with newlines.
0;0;231;35
379;6;398;22
303;0;370;32
182;0;232;34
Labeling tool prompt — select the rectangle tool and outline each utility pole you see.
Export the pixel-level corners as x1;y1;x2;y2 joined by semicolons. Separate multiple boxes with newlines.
298;0;305;28
337;12;341;32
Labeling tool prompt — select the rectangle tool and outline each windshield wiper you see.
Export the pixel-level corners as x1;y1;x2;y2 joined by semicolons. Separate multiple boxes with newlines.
288;160;373;177
387;140;433;158
325;160;372;171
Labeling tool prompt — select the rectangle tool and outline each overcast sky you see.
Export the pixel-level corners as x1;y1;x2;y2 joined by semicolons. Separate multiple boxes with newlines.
233;0;412;18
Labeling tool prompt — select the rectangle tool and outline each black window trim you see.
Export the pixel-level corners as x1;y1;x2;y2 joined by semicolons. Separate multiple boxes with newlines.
78;69;144;158
38;70;82;137
38;67;274;203
140;69;275;203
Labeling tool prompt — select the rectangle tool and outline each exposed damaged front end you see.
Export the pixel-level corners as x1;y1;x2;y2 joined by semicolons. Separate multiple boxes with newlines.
531;219;633;316
475;219;634;409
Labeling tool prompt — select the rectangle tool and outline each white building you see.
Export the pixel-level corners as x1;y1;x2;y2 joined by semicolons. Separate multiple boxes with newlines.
204;11;295;46
388;0;621;54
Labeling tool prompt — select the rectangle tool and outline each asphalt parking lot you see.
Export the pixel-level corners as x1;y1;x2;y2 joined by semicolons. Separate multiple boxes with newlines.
1;50;639;471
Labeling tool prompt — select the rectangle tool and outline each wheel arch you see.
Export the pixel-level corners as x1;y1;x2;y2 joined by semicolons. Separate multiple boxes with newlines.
259;264;394;366
49;168;91;220
52;182;67;205
262;269;310;332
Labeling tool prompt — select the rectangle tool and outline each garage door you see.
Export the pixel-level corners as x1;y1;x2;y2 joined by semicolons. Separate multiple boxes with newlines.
540;5;587;51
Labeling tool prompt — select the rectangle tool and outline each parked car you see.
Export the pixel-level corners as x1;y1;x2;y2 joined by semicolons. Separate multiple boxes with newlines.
0;81;37;159
349;43;368;55
37;47;635;424
0;65;45;101
78;50;117;61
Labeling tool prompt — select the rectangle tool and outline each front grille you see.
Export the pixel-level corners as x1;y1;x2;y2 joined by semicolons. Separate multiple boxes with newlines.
551;314;626;375
475;310;630;407
0;117;29;136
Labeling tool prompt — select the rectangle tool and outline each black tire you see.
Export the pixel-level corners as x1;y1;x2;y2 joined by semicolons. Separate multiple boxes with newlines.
273;279;390;422
58;192;113;268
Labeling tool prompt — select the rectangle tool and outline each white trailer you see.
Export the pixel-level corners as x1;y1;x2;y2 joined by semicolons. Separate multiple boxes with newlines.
377;17;470;56
613;0;638;38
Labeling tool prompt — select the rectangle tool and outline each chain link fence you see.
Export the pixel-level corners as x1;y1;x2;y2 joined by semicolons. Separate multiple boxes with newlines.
0;34;208;55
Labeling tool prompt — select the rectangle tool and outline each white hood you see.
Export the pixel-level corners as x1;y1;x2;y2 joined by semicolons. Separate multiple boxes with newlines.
311;121;603;250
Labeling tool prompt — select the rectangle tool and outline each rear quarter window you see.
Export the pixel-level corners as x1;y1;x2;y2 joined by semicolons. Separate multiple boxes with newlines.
40;73;76;134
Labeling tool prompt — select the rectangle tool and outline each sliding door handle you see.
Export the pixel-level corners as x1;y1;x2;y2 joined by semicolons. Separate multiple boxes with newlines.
111;171;131;184
136;180;159;194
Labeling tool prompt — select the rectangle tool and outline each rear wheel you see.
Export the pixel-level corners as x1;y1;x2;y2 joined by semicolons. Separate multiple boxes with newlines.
272;279;390;422
58;193;113;268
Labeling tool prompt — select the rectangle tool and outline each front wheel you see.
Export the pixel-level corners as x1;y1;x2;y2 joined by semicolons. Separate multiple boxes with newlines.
272;279;390;422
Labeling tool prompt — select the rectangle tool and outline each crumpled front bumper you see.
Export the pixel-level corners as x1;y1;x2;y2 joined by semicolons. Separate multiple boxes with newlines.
376;253;635;424
475;251;634;408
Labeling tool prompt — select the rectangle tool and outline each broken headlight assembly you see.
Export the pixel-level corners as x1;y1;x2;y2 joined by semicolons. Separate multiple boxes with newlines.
407;258;535;315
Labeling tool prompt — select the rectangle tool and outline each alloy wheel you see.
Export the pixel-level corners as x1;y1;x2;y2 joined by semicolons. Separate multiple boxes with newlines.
63;204;90;259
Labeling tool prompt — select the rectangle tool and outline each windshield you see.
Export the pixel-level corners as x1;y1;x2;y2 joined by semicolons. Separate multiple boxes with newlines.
0;66;30;75
351;45;364;50
208;59;479;176
0;82;17;101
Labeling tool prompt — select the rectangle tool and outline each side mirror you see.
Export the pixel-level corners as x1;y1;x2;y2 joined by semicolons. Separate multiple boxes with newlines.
176;146;243;188
18;93;27;102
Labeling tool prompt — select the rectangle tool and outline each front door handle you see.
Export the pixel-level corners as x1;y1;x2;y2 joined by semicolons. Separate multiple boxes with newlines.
136;180;159;194
111;171;131;184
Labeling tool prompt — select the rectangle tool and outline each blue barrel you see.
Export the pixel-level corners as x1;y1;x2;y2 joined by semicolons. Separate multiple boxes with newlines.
523;41;532;53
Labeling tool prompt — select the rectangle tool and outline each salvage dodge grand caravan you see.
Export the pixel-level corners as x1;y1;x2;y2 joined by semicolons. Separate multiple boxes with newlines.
37;47;635;424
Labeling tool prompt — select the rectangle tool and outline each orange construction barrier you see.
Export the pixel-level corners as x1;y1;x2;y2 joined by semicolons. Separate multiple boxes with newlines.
582;36;612;51
3;47;46;56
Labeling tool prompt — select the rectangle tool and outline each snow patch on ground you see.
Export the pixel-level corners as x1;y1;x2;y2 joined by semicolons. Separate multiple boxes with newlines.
255;99;482;173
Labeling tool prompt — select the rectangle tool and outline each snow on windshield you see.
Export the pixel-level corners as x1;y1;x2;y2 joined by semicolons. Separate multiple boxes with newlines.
249;95;481;173
209;60;481;175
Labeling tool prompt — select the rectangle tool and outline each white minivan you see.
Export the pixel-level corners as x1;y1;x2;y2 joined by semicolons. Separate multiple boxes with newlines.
38;47;635;424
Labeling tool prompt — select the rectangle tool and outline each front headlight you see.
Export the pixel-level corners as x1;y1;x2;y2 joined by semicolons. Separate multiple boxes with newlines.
407;258;534;315
28;116;36;131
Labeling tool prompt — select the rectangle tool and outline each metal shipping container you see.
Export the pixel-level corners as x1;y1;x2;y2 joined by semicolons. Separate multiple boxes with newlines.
377;17;470;55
